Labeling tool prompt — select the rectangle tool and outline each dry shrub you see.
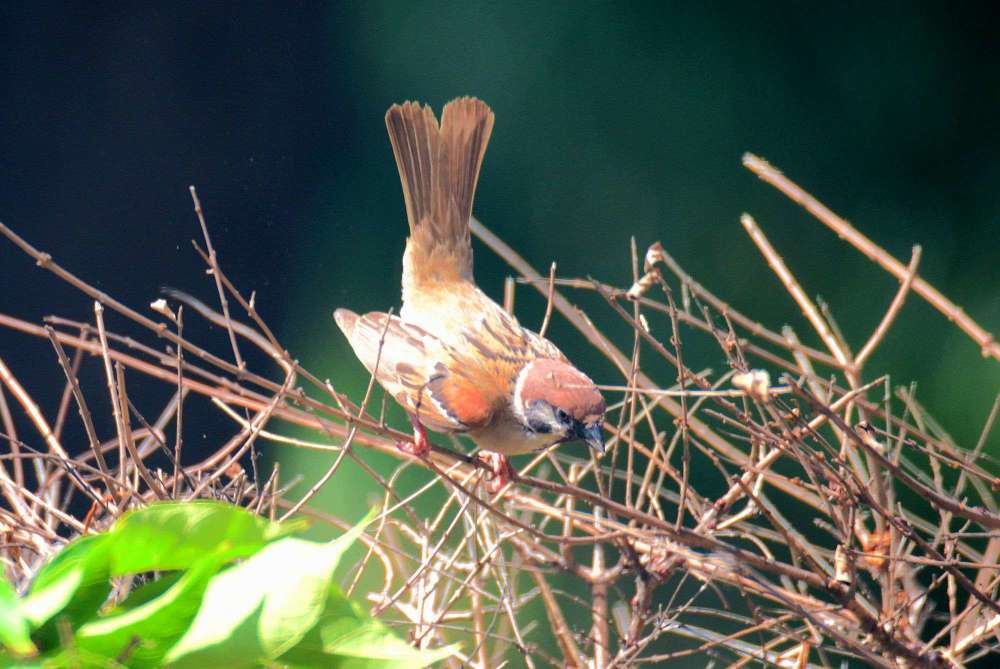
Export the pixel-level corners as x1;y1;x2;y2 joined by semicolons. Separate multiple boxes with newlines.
2;157;999;668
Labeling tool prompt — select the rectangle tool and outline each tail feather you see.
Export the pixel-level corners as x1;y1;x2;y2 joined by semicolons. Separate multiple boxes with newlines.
385;97;494;285
440;98;494;234
385;102;438;238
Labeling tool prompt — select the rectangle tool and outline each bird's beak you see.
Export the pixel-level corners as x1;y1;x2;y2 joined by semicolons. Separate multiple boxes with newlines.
576;421;605;454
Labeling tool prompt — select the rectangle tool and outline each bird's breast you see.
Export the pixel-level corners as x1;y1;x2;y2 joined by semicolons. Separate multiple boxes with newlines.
468;414;559;455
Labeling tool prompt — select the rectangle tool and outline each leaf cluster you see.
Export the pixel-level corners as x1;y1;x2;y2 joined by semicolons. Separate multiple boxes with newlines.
0;502;456;669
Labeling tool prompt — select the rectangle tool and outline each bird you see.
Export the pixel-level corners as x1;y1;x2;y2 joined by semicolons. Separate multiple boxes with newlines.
334;97;605;487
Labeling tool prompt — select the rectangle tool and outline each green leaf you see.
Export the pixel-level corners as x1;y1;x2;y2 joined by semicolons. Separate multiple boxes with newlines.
102;573;183;616
163;512;373;668
105;501;303;574
283;594;457;669
20;501;300;651
0;578;35;657
4;646;129;668
20;535;112;635
0;655;43;668
73;554;225;668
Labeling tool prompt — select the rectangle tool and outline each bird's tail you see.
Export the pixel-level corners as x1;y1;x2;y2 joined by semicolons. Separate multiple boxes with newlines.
385;97;494;286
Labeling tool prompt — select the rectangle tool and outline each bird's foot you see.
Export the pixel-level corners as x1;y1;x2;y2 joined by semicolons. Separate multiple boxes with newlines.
397;417;431;457
478;451;515;494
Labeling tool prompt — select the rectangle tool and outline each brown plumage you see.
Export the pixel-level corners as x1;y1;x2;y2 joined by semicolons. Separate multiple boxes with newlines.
386;97;492;290
335;98;605;471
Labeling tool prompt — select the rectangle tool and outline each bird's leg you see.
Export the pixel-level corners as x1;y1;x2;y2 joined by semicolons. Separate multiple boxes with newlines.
397;414;431;457
478;451;514;494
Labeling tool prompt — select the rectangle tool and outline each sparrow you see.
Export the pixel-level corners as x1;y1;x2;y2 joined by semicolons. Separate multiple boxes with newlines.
334;97;605;485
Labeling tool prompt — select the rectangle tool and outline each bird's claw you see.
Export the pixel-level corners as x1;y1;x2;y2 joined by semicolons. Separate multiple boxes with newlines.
397;417;431;457
478;452;514;493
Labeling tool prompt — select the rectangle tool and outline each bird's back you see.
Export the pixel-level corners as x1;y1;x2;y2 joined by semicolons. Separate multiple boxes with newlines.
401;280;563;376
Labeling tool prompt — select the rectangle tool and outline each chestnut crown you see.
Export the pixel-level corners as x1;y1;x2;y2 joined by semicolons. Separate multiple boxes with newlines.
513;359;606;452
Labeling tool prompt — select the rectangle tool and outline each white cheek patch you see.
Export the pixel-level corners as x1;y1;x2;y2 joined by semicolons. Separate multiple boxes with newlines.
511;360;535;425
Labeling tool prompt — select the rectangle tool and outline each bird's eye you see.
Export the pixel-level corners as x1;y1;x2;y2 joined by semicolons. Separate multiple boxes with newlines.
555;408;570;424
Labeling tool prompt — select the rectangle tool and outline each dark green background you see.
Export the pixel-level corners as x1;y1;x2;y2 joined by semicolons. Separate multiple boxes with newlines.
1;2;998;662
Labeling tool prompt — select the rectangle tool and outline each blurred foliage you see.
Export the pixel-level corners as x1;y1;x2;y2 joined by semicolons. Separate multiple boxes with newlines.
0;502;455;668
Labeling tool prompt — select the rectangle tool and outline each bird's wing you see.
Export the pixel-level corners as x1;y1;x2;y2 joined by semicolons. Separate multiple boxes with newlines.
334;309;501;433
456;289;568;367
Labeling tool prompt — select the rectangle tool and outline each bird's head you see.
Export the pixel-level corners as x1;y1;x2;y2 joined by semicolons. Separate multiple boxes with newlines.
512;359;606;453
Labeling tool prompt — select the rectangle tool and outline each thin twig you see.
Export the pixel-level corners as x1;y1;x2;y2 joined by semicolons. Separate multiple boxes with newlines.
538;261;557;338
739;213;851;369
45;326;107;477
743;152;1000;362
189;186;246;373
855;245;922;369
